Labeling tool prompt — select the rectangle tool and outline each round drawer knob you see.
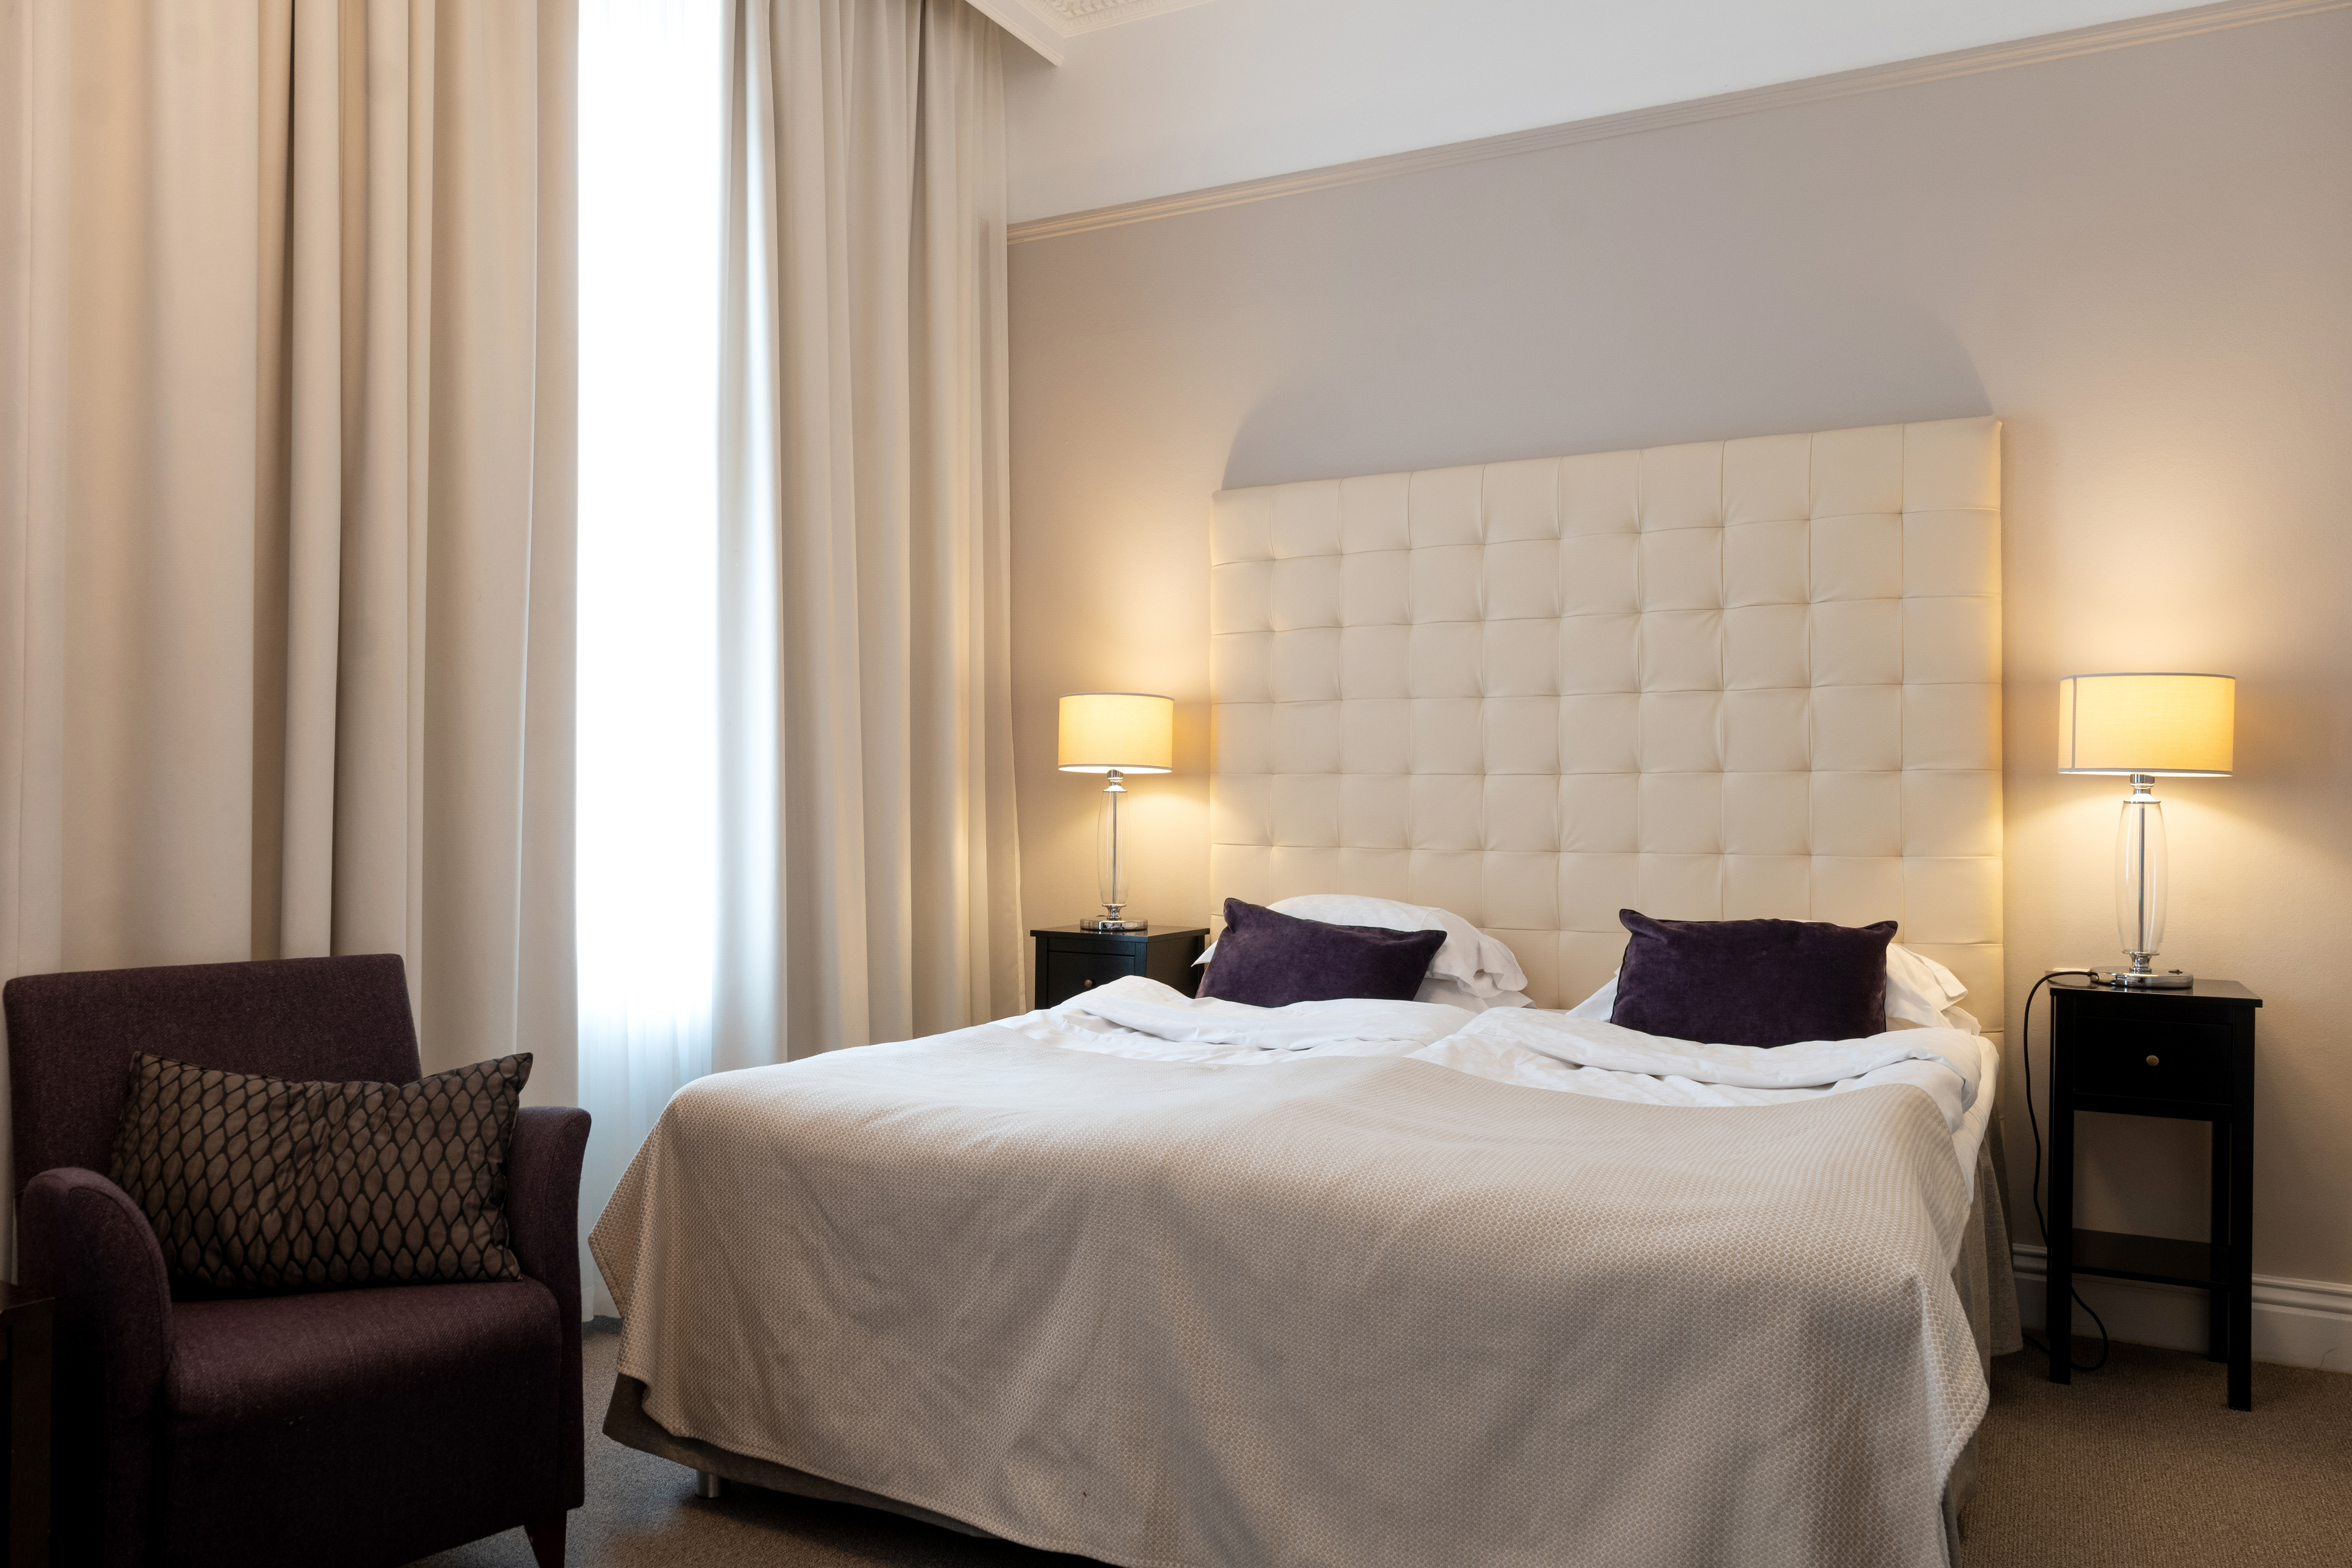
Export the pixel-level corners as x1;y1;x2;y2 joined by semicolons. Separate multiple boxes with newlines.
1082;978;1093;988
2145;1054;2160;1067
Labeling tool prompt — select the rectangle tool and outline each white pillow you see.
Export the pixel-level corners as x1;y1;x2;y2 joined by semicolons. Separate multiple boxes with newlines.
1196;895;1528;998
1884;943;1967;1027
1567;944;1971;1032
1417;974;1533;1013
1564;978;1616;1021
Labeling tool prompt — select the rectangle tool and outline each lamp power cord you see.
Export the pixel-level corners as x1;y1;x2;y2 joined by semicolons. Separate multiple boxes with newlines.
2019;969;2112;1373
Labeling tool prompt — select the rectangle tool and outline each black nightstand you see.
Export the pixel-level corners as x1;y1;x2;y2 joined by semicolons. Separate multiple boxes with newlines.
2046;975;2260;1409
1032;926;1209;1009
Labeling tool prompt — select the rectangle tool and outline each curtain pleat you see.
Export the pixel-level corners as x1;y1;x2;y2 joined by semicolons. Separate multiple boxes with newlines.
714;0;1021;1074
0;0;575;1270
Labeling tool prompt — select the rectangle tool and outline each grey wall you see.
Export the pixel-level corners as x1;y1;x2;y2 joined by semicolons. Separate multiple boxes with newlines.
1008;11;2352;1281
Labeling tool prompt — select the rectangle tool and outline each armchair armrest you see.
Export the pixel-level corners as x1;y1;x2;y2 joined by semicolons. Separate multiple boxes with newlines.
506;1107;590;1314
18;1166;174;1568
505;1105;590;1509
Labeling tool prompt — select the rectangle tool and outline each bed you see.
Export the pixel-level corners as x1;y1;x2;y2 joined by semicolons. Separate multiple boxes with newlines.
592;416;2019;1567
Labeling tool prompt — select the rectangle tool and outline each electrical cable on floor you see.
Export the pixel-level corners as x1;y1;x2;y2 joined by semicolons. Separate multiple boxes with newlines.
2019;968;2112;1373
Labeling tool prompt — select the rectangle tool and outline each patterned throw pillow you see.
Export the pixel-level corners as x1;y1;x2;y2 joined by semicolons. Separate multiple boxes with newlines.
109;1052;532;1293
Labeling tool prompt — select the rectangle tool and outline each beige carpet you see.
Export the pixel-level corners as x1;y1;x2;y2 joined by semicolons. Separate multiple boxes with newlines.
412;1325;2352;1567
1961;1338;2352;1566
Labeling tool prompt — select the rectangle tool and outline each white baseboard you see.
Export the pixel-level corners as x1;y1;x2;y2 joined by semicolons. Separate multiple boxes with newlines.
2012;1243;2352;1372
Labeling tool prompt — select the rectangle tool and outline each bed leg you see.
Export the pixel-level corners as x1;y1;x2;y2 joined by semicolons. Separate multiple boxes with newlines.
695;1469;725;1499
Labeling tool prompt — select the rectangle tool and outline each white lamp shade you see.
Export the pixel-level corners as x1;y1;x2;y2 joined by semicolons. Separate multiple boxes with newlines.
2057;673;2235;776
1058;693;1173;773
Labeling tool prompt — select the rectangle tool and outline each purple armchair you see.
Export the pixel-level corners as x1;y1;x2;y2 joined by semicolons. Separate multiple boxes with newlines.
5;955;588;1568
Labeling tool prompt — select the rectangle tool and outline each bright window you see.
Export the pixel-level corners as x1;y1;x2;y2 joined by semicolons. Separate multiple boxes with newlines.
576;0;726;1256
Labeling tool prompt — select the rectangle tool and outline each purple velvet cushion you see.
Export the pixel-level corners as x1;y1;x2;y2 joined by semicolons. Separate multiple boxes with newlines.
1610;909;1896;1047
1199;898;1448;1007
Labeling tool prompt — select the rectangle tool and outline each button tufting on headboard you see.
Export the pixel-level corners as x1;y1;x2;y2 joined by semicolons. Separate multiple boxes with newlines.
1208;416;2003;1032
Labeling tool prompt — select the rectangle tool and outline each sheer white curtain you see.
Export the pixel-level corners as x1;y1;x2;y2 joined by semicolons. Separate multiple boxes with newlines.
576;0;724;1313
576;0;1023;1313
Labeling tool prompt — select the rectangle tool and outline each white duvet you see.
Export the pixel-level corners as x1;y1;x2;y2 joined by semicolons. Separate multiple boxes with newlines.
1008;980;1474;1055
596;975;1991;1568
1019;975;1999;1194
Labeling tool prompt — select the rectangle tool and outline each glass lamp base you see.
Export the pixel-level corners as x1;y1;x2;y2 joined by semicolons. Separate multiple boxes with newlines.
2094;967;2193;989
1082;916;1146;933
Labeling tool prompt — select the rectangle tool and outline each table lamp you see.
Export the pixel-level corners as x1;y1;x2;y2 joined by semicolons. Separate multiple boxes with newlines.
1058;692;1173;932
2057;672;2235;988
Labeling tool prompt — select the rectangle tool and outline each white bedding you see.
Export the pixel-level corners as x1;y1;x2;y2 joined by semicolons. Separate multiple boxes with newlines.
594;982;1989;1568
1015;981;1473;1055
1020;975;2000;1196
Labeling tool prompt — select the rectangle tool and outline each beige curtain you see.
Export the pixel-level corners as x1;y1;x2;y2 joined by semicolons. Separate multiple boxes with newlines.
711;0;1022;1071
0;0;575;1267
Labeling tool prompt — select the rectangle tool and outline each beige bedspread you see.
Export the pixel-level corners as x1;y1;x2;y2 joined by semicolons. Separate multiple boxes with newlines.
591;1026;1985;1568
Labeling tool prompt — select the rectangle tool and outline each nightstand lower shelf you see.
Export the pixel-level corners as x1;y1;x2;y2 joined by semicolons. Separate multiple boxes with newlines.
2070;1228;2212;1290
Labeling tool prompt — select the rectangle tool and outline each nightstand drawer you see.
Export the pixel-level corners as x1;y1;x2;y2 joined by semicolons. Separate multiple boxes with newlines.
1044;949;1136;1006
1031;926;1209;1010
2073;1020;2234;1104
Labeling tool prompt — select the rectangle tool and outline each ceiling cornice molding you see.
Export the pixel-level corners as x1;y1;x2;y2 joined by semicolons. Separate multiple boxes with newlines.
967;0;1068;65
1008;0;2348;241
1056;0;1221;32
968;0;1220;63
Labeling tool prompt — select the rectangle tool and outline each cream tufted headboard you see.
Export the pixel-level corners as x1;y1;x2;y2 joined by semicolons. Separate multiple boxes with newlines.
1208;417;2004;1041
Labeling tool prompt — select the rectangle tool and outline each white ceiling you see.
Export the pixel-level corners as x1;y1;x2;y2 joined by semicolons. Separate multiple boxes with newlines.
999;0;2207;222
